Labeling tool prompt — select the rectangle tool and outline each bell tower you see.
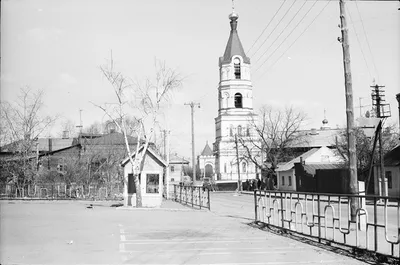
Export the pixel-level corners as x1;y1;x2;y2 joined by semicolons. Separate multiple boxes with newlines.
214;8;259;182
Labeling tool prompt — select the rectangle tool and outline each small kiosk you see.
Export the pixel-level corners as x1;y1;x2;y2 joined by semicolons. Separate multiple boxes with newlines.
121;147;166;207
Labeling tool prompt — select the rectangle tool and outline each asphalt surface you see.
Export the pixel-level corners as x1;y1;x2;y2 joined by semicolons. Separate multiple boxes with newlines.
0;197;376;264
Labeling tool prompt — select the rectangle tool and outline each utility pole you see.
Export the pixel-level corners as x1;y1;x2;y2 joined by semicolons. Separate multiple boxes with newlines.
371;84;390;197
185;102;200;182
162;129;170;199
339;0;358;221
76;109;83;135
234;134;242;192
396;93;400;139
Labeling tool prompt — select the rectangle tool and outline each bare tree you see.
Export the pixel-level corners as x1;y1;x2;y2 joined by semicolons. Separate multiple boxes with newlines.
57;119;77;138
239;105;308;176
0;88;58;188
334;123;399;172
93;58;182;207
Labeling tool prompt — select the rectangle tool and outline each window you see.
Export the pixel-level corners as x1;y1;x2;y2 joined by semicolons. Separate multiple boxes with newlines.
234;93;243;108
246;127;250;136
386;171;392;189
57;158;66;173
288;176;292;186
242;162;247;173
170;166;175;172
230;126;233;136
233;58;241;79
146;174;159;193
238;125;242;136
224;163;227;173
281;176;285;186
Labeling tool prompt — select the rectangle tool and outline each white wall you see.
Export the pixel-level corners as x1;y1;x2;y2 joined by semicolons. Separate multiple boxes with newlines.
277;169;296;191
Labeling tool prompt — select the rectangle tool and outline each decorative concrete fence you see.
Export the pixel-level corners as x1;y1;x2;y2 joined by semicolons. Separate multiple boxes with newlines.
253;190;399;259
173;184;210;210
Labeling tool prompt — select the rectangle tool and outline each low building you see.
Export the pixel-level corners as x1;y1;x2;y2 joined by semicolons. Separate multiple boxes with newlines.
374;145;400;198
276;146;343;191
168;153;189;183
121;147;166;207
198;142;215;180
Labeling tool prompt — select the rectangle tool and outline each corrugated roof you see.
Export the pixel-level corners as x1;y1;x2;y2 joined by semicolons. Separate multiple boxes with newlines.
302;163;342;175
276;148;320;172
1;138;75;152
84;132;138;145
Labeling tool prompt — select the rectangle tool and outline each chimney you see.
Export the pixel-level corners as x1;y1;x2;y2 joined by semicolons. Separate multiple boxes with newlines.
62;130;69;139
310;128;318;135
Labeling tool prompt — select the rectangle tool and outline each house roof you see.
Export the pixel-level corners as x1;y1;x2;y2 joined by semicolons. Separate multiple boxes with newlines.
120;146;167;167
219;12;250;65
288;118;380;149
301;163;342;176
1;138;75;153
169;153;189;164
276;148;320;172
288;129;340;148
200;142;213;156
83;132;138;146
384;144;400;166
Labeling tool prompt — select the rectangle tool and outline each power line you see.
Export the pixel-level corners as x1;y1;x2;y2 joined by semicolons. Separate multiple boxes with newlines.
253;0;309;65
256;0;332;78
346;5;373;80
247;0;288;55
354;1;380;82
250;0;298;59
253;0;320;74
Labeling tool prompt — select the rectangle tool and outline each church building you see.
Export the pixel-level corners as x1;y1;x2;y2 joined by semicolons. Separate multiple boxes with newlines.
212;9;260;183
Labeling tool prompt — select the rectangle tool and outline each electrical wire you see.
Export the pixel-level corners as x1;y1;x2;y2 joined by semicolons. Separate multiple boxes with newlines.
355;1;380;82
247;0;288;55
346;5;373;80
250;0;298;59
253;0;319;74
253;0;309;65
256;0;332;78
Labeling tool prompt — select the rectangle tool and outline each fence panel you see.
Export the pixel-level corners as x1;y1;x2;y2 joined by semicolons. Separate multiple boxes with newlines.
0;183;124;201
173;184;210;210
254;190;399;259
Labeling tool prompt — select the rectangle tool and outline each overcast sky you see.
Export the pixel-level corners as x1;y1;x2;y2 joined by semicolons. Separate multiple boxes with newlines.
1;0;399;159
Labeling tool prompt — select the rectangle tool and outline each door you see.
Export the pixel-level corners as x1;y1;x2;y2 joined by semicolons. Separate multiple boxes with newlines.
128;173;136;194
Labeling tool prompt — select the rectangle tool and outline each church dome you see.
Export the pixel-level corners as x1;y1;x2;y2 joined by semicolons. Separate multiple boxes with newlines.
229;11;239;20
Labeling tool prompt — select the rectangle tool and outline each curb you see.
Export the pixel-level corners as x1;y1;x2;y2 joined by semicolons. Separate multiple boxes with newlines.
115;206;206;212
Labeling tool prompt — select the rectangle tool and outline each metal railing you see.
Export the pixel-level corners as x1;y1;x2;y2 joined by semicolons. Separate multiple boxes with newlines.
0;183;124;201
173;184;210;210
254;190;399;259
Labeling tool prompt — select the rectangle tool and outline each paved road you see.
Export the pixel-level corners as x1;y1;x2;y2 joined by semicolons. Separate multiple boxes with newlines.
0;199;370;264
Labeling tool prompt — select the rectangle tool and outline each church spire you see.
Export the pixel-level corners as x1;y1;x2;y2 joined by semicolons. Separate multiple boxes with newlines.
220;4;250;65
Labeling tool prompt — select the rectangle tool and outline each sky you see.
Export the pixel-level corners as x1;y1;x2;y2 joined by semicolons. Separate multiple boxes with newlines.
1;0;399;159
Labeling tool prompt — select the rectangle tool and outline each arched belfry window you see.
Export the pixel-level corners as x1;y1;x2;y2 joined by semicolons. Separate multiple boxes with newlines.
234;93;243;108
233;58;241;79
